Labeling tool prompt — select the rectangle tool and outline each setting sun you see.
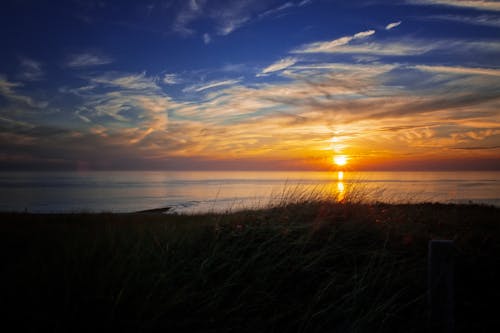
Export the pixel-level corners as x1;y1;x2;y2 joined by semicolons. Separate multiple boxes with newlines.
334;155;348;166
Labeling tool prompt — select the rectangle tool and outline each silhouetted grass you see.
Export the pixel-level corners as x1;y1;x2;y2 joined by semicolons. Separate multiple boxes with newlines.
0;199;499;332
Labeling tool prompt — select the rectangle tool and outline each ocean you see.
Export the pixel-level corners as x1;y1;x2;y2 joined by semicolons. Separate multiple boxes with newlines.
0;171;499;213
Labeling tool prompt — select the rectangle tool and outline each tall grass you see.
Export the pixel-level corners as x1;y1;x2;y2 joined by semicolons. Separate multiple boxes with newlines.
0;193;499;332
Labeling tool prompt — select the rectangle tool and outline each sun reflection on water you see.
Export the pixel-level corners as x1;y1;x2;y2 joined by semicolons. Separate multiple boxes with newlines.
337;171;345;201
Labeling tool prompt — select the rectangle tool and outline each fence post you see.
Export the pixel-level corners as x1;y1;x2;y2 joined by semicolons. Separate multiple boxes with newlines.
428;239;454;333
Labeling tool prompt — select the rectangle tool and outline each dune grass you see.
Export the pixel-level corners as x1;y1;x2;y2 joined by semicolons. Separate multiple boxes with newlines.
1;196;499;332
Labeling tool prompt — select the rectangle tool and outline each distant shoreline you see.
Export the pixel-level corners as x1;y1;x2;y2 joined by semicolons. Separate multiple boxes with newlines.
1;200;500;215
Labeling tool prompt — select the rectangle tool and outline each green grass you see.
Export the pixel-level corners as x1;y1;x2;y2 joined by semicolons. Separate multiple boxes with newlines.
1;200;499;332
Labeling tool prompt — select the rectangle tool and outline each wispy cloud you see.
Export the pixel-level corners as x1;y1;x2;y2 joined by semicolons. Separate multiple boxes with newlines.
173;1;314;38
18;58;44;81
173;0;206;36
408;0;500;11
203;33;211;44
4;1;500;171
67;72;173;148
167;59;500;166
292;29;375;53
0;75;22;98
4;59;499;169
163;73;180;85
258;0;312;19
211;1;254;36
259;2;295;18
294;35;500;56
65;52;113;68
294;39;433;56
258;57;298;76
426;14;500;27
259;0;312;18
172;0;252;36
385;21;402;30
89;72;159;90
183;78;241;92
414;65;500;76
0;75;47;108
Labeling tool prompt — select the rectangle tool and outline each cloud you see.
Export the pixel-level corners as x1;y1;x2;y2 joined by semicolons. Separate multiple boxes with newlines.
414;65;500;76
354;30;376;38
173;1;313;38
292;29;375;53
163;73;180;85
172;0;250;36
67;72;173;141
18;58;44;81
65;53;113;68
183;78;241;92
293;36;500;57
70;73;173;149
89;72;159;90
452;145;500;150
3;58;500;170
258;57;298;76
259;0;313;19
385;21;402;30
215;16;250;36
294;39;432;56
0;74;47;108
259;2;296;18
173;0;206;35
426;14;500;27
203;33;211;44
407;0;500;11
3;10;500;170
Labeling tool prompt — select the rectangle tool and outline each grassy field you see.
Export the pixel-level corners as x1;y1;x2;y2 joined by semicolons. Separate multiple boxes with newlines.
1;200;499;332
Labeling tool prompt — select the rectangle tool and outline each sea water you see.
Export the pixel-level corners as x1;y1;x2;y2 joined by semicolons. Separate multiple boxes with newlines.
0;171;498;213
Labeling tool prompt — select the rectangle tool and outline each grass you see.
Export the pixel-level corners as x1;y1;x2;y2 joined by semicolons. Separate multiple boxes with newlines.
1;196;499;332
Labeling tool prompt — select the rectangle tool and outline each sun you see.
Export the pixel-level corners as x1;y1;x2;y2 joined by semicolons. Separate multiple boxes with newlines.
333;155;348;166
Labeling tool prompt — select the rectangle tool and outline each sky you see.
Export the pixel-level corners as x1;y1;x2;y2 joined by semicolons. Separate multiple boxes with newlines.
0;0;499;171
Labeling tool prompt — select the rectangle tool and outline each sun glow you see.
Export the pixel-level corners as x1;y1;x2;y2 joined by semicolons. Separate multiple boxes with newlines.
333;155;348;166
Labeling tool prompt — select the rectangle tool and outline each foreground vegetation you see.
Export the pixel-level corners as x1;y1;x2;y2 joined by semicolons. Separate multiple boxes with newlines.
1;200;499;332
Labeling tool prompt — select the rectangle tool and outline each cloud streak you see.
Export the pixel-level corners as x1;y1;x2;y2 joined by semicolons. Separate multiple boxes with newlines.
18;58;44;81
426;14;500;27
385;21;402;30
163;73;180;85
183;78;241;92
89;72;159;90
65;53;113;68
414;65;500;76
0;75;48;108
408;0;500;11
293;36;500;57
173;0;206;36
258;57;298;76
173;1;315;39
292;29;376;53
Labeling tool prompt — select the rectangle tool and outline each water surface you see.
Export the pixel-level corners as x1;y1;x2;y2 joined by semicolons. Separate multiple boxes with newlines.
0;171;498;213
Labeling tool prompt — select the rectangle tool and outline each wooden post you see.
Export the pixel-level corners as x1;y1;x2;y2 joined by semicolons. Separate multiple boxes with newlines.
428;240;454;333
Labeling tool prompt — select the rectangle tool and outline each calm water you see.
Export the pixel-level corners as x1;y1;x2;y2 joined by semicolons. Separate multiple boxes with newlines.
0;171;499;213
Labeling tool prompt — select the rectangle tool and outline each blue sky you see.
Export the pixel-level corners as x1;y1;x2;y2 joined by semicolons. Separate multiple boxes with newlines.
1;0;499;170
